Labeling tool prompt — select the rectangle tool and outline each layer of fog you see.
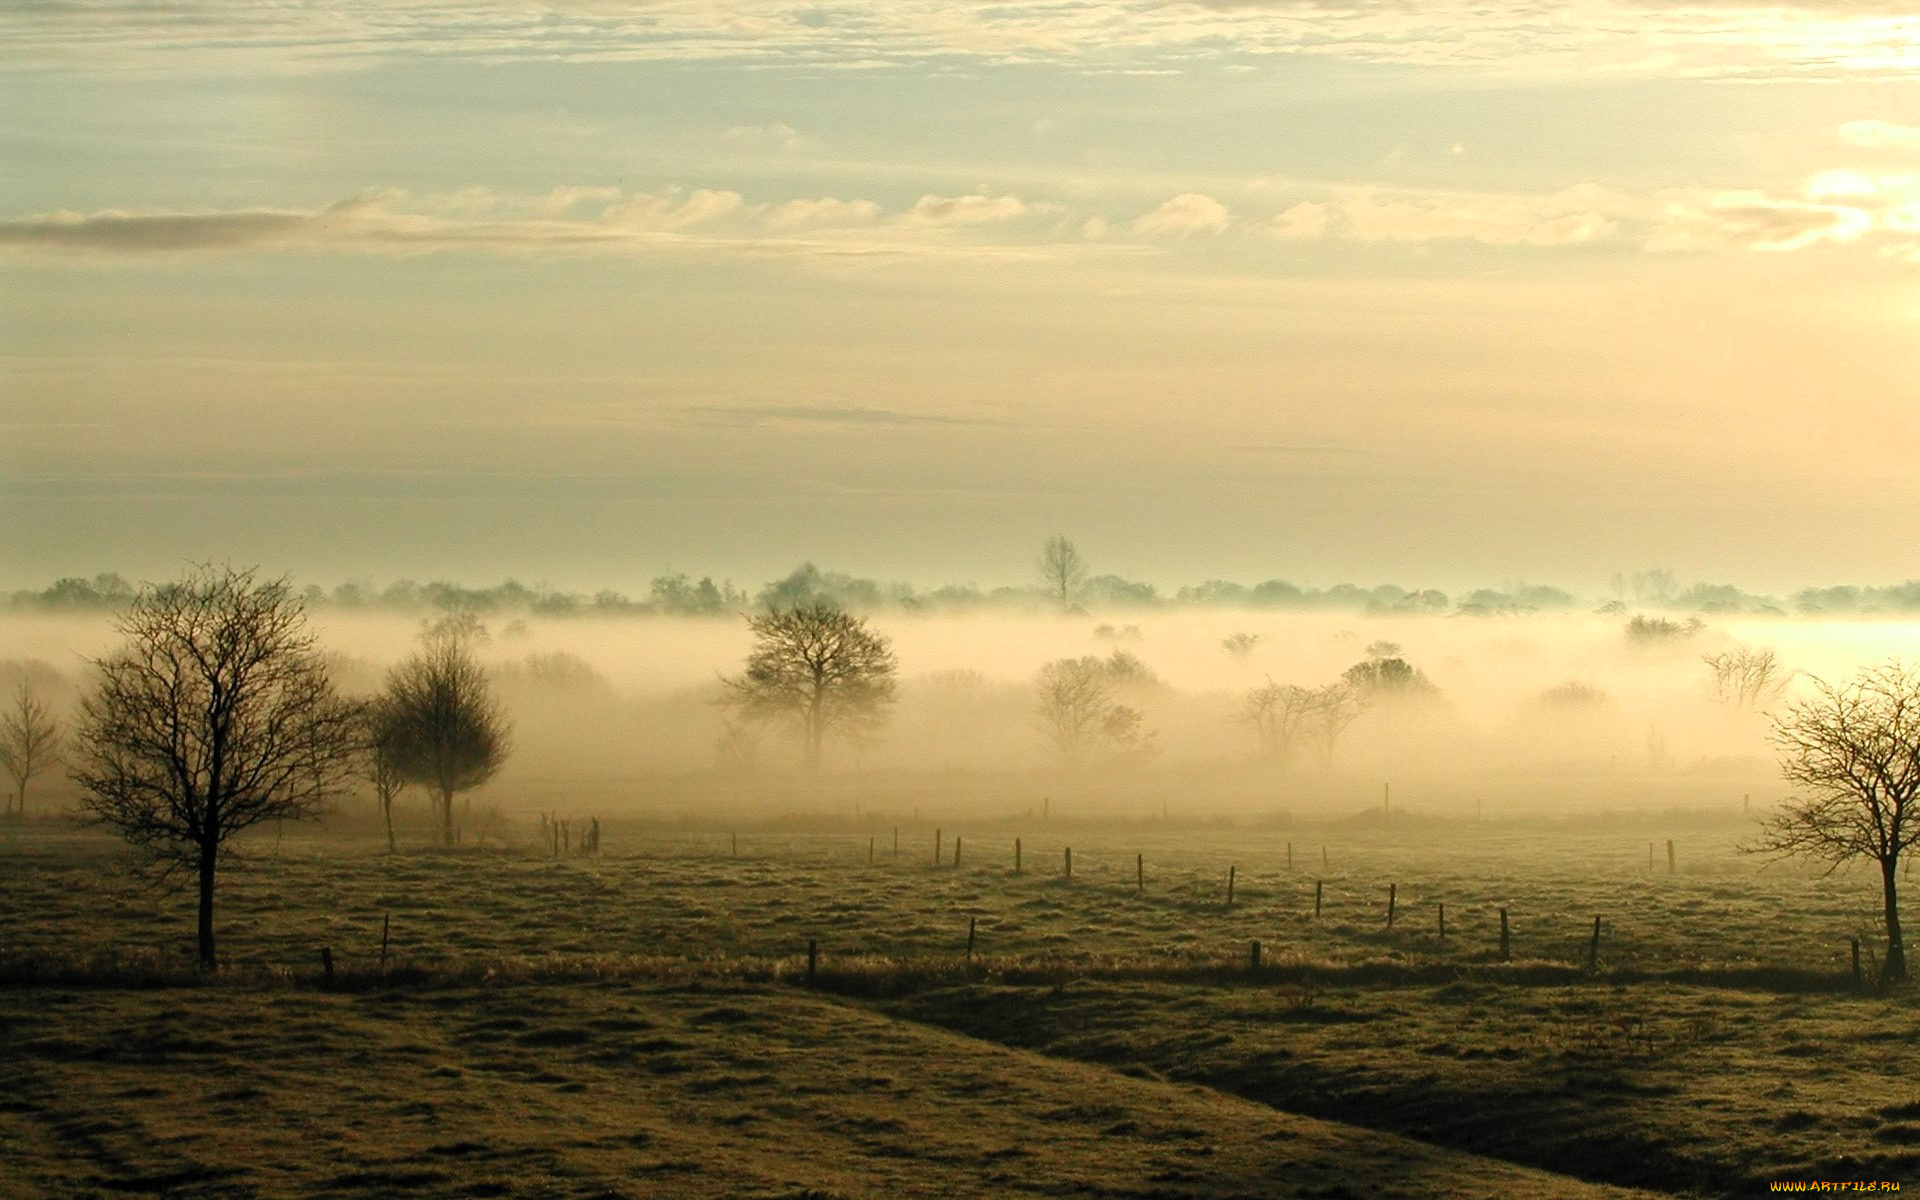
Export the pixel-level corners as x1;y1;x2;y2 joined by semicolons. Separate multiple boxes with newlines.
8;609;1920;818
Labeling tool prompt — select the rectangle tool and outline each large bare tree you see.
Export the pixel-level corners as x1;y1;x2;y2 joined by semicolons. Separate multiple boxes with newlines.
722;604;897;770
1036;536;1088;608
383;629;511;846
1239;678;1318;764
1750;662;1920;985
1035;656;1112;766
0;680;63;816
69;566;361;971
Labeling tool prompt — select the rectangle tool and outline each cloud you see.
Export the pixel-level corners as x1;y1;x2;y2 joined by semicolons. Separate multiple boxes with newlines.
1339;187;1618;246
1131;193;1232;236
5;171;1914;265
904;194;1031;226
0;187;1065;263
763;197;883;230
1260;201;1330;239
1838;120;1920;155
683;404;1011;428
7;0;1918;82
1647;190;1875;252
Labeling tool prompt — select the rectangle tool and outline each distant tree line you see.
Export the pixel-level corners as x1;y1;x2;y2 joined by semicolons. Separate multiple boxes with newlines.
11;567;1920;619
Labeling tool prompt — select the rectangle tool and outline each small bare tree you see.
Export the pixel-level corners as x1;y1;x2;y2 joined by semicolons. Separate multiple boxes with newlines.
384;628;512;846
1704;646;1791;709
1035;656;1112;767
722;604;897;771
1749;662;1920;985
360;696;408;853
0;681;63;816
1239;679;1318;763
69;566;361;970
1037;536;1088;608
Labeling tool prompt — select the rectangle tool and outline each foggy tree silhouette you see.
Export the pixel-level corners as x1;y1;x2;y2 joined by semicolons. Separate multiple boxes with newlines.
359;695;409;853
1703;646;1792;709
722;604;897;771
383;627;512;846
69;566;361;971
0;680;62;816
1035;657;1114;767
1037;536;1088;608
1239;678;1317;763
1750;662;1920;985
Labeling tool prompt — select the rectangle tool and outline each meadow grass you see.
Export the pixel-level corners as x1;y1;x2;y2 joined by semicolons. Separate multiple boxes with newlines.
1;809;1912;1197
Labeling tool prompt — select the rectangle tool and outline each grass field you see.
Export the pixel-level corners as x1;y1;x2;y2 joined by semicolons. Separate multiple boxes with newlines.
2;809;1914;1198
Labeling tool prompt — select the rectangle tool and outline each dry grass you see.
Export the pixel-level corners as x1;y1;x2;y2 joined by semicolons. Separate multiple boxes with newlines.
0;981;1663;1200
2;811;1913;1197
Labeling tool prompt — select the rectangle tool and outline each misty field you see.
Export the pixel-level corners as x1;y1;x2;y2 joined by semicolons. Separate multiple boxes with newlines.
6;811;1920;1197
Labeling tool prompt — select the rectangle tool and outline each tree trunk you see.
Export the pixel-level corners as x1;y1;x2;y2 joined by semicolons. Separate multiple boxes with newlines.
441;788;455;846
383;793;395;854
804;700;824;772
196;840;218;972
1883;857;1907;985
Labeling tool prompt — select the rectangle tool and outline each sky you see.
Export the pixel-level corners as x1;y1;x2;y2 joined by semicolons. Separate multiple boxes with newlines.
3;1;1919;597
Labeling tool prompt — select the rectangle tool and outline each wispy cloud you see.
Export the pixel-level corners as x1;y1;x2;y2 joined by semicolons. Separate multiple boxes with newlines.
0;187;1077;263
8;137;1919;265
683;404;1015;428
3;1;1917;81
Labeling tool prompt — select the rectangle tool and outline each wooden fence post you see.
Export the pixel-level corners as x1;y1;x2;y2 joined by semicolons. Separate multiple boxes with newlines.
806;939;818;985
1287;841;1293;871
1015;837;1022;875
936;829;942;864
1249;940;1262;973
967;917;978;959
1499;908;1510;962
954;836;962;868
1437;902;1445;939
1314;880;1323;918
1667;840;1676;873
869;836;875;864
320;947;334;985
1136;854;1144;893
379;913;390;972
1386;883;1396;927
1064;846;1072;880
1587;916;1602;971
1322;846;1329;869
893;826;899;858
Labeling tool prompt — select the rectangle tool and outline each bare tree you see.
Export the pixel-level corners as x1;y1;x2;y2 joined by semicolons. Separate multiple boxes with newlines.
1749;662;1920;985
384;628;512;846
1704;646;1791;709
1311;682;1366;766
360;696;408;853
1239;678;1318;763
1037;536;1088;608
722;604;897;770
0;681;63;816
1035;656;1112;766
69;566;361;971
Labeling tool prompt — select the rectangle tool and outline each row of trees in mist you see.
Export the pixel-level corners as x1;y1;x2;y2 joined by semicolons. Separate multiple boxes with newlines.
15;556;1920;620
17;561;1920;989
